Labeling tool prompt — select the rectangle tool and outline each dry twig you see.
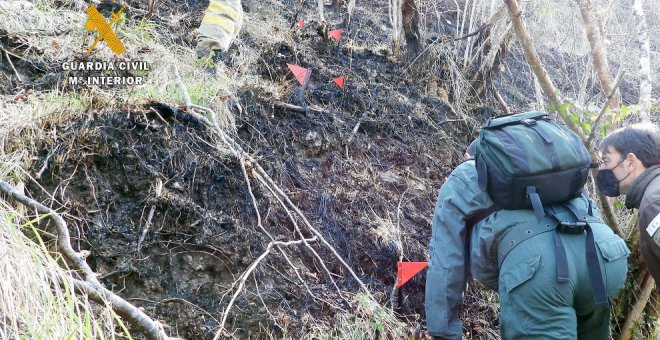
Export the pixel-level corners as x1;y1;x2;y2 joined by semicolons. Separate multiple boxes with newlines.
238;159;316;299
138;179;163;255
214;237;317;340
4;50;23;83
587;70;625;146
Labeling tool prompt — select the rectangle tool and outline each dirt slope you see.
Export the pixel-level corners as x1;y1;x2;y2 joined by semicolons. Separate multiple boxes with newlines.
9;0;500;338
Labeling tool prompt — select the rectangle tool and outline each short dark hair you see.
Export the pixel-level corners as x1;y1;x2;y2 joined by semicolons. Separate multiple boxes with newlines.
600;123;660;167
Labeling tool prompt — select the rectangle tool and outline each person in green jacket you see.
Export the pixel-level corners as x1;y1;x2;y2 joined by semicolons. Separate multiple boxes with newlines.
195;0;243;58
425;142;630;339
597;122;660;282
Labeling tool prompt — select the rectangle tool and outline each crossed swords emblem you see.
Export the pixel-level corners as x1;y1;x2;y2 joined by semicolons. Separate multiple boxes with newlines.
85;4;126;55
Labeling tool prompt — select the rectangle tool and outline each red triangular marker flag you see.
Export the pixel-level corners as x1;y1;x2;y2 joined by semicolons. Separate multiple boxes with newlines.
287;63;311;86
298;19;304;29
397;261;428;288
332;76;345;89
328;29;341;41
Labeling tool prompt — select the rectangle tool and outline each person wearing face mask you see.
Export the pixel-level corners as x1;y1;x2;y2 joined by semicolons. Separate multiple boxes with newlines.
426;133;629;340
597;122;660;281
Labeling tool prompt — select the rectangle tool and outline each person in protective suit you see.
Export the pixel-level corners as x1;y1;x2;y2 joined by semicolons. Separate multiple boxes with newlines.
195;0;243;58
425;141;630;339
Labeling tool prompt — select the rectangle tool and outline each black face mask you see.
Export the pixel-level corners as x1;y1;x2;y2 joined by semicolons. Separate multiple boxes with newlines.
596;159;630;197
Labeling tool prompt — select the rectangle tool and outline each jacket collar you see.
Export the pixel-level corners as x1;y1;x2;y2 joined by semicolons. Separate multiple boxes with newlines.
626;165;660;209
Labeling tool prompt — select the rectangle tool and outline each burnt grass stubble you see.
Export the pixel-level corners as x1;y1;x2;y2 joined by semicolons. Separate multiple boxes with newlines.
19;1;503;339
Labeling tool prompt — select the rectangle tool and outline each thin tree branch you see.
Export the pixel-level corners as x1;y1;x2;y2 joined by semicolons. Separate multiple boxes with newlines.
576;0;620;108
172;64;192;107
504;0;584;138
587;70;625;146
69;276;170;339
454;23;491;41
238;159;316;299
4;50;23;83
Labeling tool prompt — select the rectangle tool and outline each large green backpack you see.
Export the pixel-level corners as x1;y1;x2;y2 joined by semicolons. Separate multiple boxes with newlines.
475;111;593;220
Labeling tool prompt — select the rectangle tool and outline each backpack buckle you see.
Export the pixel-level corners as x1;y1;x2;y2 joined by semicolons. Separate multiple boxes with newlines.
521;118;537;126
556;221;587;234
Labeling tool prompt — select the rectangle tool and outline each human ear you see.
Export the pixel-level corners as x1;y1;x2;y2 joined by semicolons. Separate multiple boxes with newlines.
626;153;640;170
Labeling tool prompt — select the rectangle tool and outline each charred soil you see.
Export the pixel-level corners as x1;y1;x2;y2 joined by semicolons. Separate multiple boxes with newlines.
17;0;501;338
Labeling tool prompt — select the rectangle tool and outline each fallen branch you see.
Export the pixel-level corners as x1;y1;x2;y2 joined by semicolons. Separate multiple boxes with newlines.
172;64;192;107
238;160;316;299
69;276;170;339
0;180;169;339
346;97;369;144
0;181;97;282
4;50;23;83
252;168;344;296
269;100;338;117
35;146;58;180
214;237;317;340
0;43;45;72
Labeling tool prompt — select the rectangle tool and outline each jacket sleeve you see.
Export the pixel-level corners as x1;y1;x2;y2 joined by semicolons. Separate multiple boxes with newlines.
197;0;243;52
425;162;493;338
639;177;660;282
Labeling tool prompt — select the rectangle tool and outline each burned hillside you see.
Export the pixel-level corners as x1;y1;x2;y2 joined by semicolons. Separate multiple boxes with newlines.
1;0;658;339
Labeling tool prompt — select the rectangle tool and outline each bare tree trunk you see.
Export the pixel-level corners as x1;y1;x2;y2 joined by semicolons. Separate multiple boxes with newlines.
533;75;545;111
504;1;564;126
317;0;326;23
633;0;652;122
619;272;656;340
347;0;356;27
388;0;403;54
402;0;421;54
576;0;620;109
332;0;343;12
465;6;513;99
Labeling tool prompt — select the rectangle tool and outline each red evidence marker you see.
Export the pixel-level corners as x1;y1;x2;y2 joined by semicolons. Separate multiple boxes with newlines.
286;63;311;86
328;29;342;41
397;261;428;288
332;76;345;89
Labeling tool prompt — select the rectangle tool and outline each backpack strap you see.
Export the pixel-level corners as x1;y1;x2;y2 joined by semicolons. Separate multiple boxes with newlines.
584;223;608;307
550;203;608;308
554;230;570;283
497;219;555;267
527;186;545;222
